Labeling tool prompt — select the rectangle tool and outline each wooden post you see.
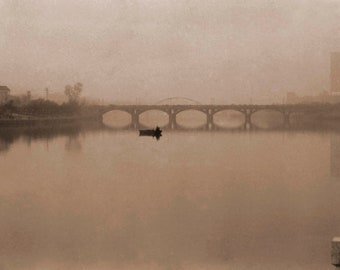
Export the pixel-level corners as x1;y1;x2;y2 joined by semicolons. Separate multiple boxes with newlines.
332;237;340;267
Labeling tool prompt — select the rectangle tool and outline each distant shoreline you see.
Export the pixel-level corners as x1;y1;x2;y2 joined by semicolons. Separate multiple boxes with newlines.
0;115;101;127
1;111;340;129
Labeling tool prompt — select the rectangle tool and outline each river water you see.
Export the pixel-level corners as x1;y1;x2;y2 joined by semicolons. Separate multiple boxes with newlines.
0;122;340;270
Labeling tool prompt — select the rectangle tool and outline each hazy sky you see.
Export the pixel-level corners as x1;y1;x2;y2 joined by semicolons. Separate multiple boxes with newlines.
0;0;340;103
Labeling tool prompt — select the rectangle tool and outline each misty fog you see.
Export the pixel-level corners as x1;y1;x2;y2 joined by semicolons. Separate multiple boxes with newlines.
1;0;339;103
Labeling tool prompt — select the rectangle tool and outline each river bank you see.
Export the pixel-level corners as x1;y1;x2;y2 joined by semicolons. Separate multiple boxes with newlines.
0;115;102;127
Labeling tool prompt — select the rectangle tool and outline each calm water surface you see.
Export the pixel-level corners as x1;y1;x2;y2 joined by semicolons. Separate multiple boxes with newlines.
0;126;340;270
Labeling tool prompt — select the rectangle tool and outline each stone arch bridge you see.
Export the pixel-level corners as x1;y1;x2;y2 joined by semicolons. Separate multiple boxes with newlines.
100;104;336;130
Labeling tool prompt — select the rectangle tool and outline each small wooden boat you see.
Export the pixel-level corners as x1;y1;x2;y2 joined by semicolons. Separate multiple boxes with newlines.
139;126;162;140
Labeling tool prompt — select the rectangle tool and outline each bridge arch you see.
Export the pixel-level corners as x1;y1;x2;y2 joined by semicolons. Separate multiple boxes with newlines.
102;107;135;115
212;108;245;115
98;103;323;130
212;109;245;129
175;109;207;129
136;108;170;115
102;109;132;129
251;108;286;129
138;109;170;128
173;107;208;115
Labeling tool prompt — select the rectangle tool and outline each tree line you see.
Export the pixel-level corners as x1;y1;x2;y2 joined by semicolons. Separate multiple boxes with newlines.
0;83;86;118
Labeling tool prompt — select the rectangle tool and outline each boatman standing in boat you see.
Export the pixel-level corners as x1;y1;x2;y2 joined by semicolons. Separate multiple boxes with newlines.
139;126;162;140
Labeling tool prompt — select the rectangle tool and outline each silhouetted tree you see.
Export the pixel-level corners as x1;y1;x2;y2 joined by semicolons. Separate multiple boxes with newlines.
20;99;60;115
64;82;83;104
0;100;16;118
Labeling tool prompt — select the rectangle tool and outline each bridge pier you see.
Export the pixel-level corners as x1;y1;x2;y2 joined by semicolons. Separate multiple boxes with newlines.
243;109;254;130
243;122;253;130
283;112;291;128
206;109;214;130
169;109;177;130
131;109;139;129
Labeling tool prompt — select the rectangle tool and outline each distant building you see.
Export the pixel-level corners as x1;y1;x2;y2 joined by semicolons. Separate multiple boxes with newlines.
286;91;340;104
331;52;340;93
285;53;340;104
286;92;299;104
331;134;340;179
0;86;10;104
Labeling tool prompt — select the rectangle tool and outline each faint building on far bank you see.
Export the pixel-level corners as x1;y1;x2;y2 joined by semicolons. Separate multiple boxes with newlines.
331;52;340;94
331;134;340;179
286;92;299;104
286;90;340;104
0;86;10;104
287;52;340;104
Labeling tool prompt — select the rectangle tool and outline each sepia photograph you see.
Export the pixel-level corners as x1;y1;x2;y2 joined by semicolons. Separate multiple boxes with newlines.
1;0;340;269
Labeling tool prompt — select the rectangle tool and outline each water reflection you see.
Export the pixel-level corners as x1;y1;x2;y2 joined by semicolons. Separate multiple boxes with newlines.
0;136;13;153
65;134;82;153
2;122;340;152
0;122;105;154
1;124;340;269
